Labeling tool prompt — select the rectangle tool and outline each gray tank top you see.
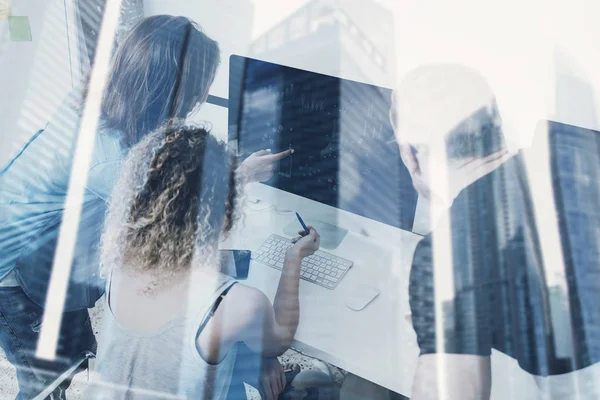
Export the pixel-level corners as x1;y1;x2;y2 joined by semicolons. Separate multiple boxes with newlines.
85;273;238;400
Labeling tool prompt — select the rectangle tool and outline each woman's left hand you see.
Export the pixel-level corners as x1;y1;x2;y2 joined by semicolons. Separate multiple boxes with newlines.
260;357;286;400
237;149;293;183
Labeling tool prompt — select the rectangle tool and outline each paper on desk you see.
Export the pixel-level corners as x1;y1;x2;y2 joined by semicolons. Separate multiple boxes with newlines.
0;0;9;19
9;16;32;41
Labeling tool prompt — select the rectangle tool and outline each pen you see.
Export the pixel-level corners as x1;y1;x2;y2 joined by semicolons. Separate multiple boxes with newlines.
295;212;310;236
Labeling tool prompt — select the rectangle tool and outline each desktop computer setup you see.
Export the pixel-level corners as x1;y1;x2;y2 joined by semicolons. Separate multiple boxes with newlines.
228;55;419;289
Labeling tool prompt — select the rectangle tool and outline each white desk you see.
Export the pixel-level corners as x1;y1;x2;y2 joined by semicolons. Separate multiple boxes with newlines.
222;183;578;399
221;182;423;396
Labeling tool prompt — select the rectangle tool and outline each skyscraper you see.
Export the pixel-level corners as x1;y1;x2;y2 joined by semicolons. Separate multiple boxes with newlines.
249;0;394;86
549;120;600;370
447;153;558;375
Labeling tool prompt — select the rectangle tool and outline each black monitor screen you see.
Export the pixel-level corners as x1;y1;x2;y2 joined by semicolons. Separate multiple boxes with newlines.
229;55;418;231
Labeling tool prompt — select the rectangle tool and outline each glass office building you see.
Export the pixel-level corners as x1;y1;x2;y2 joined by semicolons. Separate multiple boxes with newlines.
549;121;600;370
446;154;558;375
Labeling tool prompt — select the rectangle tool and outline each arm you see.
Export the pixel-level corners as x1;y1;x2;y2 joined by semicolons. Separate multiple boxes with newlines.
243;227;320;357
263;244;304;354
197;228;320;360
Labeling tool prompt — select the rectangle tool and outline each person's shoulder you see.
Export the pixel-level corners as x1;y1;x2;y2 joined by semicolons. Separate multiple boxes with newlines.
224;283;272;326
226;283;269;316
209;282;271;343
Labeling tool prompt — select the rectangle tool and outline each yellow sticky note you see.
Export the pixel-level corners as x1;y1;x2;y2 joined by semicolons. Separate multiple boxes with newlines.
9;16;32;41
0;0;10;20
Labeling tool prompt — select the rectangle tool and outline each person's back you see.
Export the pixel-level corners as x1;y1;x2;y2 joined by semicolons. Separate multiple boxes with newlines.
0;88;122;307
87;270;238;399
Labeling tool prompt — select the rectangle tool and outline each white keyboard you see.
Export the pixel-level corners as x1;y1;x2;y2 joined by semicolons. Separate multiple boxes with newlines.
254;234;353;289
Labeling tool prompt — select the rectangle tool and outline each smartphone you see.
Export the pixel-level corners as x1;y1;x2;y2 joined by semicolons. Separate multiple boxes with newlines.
219;250;251;280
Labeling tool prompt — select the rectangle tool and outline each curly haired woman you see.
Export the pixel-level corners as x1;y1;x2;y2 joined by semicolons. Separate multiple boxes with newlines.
84;124;320;400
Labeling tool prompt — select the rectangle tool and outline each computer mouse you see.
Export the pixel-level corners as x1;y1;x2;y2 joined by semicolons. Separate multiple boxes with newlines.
346;284;380;311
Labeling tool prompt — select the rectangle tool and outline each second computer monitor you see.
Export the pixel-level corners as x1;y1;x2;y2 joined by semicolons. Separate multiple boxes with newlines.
229;55;418;232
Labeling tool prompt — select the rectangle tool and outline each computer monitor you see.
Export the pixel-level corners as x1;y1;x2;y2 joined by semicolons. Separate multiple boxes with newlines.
228;55;418;232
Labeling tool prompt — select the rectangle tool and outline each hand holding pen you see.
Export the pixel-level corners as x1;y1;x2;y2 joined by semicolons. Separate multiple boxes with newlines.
289;212;320;257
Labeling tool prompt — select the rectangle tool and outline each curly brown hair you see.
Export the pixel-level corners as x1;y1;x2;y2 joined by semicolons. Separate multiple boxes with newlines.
100;124;237;292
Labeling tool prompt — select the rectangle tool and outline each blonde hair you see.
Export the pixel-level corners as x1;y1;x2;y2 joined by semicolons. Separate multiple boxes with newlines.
100;124;237;293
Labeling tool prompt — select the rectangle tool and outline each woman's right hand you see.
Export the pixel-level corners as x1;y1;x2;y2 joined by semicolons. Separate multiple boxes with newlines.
236;149;293;184
287;226;320;259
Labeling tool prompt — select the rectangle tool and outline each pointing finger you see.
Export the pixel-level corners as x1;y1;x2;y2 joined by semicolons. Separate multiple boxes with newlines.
254;149;272;157
264;148;293;161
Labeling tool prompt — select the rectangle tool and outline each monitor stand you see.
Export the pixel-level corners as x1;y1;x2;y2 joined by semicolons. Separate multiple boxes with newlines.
282;219;348;250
